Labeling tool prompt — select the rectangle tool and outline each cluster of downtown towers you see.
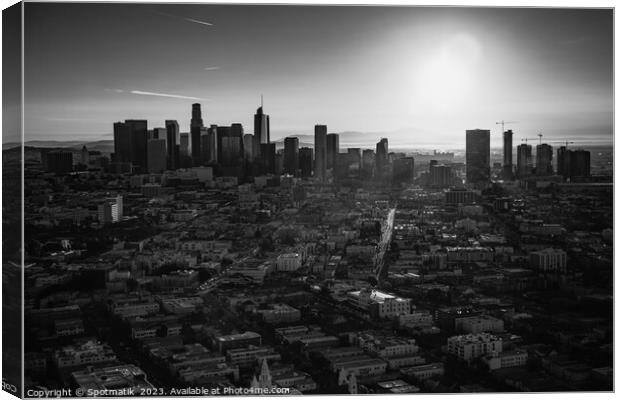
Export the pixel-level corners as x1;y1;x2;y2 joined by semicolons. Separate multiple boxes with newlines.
112;102;591;183
112;103;399;182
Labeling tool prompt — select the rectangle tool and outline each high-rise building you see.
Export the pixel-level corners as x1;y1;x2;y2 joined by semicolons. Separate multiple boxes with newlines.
180;133;189;156
535;143;553;176
260;143;276;174
429;164;453;188
347;148;361;174
517;144;532;178
326;133;340;169
199;127;211;165
314;125;327;181
299;147;313;178
568;149;591;179
191;103;205;166
283;137;299;175
465;129;490;184
217;124;244;167
113;122;133;164
147;139;167;173
556;146;569;178
165;120;179;170
502;130;513;180
362;149;375;177
44;150;73;174
243;134;254;161
152;127;166;140
204;125;218;164
393;157;415;184
80;145;89;166
375;138;389;177
254;102;270;145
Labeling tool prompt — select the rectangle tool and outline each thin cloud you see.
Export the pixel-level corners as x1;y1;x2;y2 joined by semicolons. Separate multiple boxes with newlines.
130;90;207;101
104;88;125;93
185;17;214;27
204;66;221;71
152;11;214;27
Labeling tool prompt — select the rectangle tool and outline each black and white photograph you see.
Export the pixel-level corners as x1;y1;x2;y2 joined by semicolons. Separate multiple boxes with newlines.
1;0;615;398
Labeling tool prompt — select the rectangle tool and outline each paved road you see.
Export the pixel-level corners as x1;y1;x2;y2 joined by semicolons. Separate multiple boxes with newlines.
375;207;396;282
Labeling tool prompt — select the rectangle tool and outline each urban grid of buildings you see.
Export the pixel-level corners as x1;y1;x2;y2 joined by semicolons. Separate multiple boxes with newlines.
8;100;612;394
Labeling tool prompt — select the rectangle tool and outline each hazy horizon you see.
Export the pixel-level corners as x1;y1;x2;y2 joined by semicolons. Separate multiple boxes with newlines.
5;4;613;149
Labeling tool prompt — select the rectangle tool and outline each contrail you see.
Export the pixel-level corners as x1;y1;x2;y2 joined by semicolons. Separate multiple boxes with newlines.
130;90;207;101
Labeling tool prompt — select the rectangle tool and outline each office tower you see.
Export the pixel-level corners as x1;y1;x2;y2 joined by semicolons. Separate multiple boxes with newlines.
517;143;533;178
165;120;179;170
113;119;148;172
254;101;270;145
199;127;211;165
347;148;361;173
568;149;591;179
152;127;166;140
113;122;132;163
147;139;167;173
326;133;340;169
335;153;351;179
375;138;389;177
393;157;415;184
535;143;553;176
465;129;490;184
180;133;189;155
243;134;254;161
205;125;218;164
191;103;204;166
217;124;244;168
430;164;453;188
44;150;73;174
98;195;123;224
275;151;284;175
503;129;513;179
283;137;299;175
260;143;276;174
125;119;148;173
80;145;89;166
314;125;327;181
299;147;313;178
557;146;569;178
362;149;375;177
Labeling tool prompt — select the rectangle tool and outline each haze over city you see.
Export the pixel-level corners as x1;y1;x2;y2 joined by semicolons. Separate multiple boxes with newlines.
7;4;613;149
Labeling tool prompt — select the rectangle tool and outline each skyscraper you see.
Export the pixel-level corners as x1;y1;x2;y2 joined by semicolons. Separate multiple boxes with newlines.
314;125;327;181
254;100;270;145
260;143;276;174
375;138;389;177
535;143;553;176
147;139;167;173
217;124;244;168
517;143;533;178
465;129;490;184
165;120;179;170
151;127;166;140
243;134;254;161
180;133;189;156
113;121;132;163
557;146;569;177
191;103;204;166
299;147;313;178
362;149;375;178
393;157;415;184
568;149;591;179
205;125;218;164
283;137;299;175
503;129;513;180
326;133;340;169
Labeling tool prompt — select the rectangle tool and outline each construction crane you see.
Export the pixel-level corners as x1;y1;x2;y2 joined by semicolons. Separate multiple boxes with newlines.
548;140;575;148
495;120;518;133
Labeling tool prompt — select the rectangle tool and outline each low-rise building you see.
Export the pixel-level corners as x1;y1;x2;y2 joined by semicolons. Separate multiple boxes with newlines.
446;333;503;361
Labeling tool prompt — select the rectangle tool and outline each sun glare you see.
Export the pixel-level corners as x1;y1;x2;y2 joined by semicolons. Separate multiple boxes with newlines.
414;33;482;111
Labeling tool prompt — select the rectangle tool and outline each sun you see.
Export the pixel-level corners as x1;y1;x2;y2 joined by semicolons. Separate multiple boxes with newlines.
414;33;482;111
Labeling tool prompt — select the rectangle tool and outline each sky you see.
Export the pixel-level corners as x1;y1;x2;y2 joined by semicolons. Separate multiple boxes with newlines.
9;3;614;149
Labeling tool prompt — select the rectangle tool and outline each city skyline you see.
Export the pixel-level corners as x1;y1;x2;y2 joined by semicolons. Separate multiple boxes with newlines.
7;4;613;148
